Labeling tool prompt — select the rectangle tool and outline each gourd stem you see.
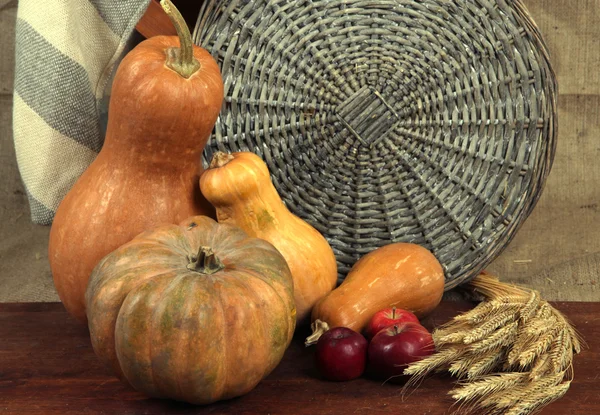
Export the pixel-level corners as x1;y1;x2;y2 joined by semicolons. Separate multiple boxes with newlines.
187;246;225;275
209;151;235;169
160;0;200;78
305;319;330;347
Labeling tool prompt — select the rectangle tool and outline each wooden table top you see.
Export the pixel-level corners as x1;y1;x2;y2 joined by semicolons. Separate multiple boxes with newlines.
0;301;597;414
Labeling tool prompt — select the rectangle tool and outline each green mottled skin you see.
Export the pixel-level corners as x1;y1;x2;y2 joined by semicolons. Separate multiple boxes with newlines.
85;216;296;405
256;209;275;228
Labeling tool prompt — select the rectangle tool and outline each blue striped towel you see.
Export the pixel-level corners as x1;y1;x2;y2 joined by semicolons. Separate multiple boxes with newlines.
12;0;151;225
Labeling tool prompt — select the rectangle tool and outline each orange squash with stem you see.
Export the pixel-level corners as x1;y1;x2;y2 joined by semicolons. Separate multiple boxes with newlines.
49;0;223;323
306;243;445;345
200;152;338;324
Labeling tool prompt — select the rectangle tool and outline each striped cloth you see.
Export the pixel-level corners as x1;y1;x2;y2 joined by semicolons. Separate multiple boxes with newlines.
12;0;150;225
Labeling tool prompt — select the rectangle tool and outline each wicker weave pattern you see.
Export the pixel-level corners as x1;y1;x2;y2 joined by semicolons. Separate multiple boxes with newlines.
194;0;557;289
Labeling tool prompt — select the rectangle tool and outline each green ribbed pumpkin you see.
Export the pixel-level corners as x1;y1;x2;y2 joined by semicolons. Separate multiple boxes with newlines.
85;216;296;405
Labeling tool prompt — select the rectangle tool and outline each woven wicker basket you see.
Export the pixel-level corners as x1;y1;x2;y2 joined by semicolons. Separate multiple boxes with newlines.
193;0;557;289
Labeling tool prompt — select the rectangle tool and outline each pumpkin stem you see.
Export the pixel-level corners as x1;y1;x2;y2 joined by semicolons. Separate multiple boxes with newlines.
187;246;225;275
304;319;330;347
209;152;235;169
160;0;200;79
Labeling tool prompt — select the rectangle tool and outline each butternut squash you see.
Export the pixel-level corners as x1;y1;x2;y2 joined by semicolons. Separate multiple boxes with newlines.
307;243;444;344
200;152;338;324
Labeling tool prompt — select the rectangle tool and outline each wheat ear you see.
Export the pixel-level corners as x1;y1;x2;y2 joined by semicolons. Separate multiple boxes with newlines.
405;272;582;415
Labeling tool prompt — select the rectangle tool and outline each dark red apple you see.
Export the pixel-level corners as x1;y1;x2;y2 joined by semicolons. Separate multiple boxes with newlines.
315;327;368;381
368;322;435;380
364;307;420;339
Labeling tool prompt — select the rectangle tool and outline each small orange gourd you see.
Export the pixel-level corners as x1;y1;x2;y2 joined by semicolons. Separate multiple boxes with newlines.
306;243;444;344
48;1;224;323
200;152;338;324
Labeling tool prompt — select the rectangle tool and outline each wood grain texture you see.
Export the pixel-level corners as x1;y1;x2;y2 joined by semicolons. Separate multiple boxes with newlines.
0;302;597;414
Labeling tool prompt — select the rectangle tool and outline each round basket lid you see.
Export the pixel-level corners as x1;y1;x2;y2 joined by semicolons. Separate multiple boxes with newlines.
193;0;557;289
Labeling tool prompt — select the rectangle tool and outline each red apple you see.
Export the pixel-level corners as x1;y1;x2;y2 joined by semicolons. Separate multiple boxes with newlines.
315;327;368;381
368;322;435;380
364;307;420;339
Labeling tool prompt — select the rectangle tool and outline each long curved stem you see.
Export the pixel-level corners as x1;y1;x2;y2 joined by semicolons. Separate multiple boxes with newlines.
160;0;200;78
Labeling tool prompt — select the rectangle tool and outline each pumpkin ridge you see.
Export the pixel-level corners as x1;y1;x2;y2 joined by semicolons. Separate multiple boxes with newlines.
150;272;202;397
218;241;292;287
147;273;182;396
183;274;221;400
225;267;295;352
92;247;182;287
227;267;291;307
214;278;229;400
240;275;284;382
165;272;200;400
89;265;182;376
212;269;283;399
114;273;173;394
157;273;186;399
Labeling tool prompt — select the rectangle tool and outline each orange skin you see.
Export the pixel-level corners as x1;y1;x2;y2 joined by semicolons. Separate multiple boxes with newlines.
49;35;223;323
200;152;338;324
86;216;296;405
311;243;445;333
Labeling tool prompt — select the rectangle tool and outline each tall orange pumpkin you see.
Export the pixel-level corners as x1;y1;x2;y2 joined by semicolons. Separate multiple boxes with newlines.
48;1;224;322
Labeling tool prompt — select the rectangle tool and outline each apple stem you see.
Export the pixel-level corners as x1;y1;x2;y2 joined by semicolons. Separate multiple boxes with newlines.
393;324;399;335
392;306;396;319
304;319;330;347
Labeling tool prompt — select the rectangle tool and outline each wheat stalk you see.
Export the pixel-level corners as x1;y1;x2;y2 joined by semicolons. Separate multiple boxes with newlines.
529;353;553;380
504;381;571;415
403;346;466;377
452;372;529;402
488;370;566;409
449;348;503;379
469;321;519;353
519;290;541;323
466;350;504;379
463;311;516;344
404;272;582;415
517;328;558;368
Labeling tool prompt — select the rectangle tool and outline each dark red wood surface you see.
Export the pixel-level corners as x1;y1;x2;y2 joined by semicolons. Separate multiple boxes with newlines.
0;301;597;414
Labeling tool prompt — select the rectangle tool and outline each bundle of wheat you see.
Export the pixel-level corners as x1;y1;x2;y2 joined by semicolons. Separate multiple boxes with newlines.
405;273;582;415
